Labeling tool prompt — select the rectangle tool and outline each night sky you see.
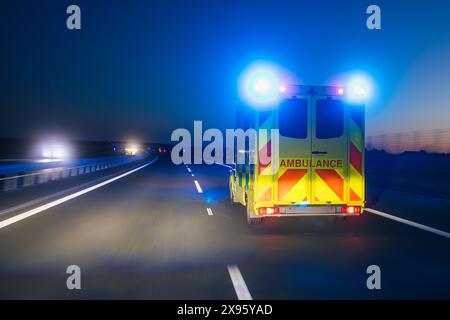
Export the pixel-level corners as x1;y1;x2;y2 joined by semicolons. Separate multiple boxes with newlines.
1;0;449;142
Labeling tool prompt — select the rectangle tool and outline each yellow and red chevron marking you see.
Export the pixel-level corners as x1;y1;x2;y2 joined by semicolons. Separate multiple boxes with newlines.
258;140;271;174
315;169;344;201
350;143;362;175
258;186;272;201
256;113;273;201
256;141;272;201
277;169;308;202
349;187;361;202
348;108;364;204
349;142;362;201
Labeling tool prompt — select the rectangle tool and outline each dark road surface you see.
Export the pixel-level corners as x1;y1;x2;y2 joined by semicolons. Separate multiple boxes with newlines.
0;155;449;299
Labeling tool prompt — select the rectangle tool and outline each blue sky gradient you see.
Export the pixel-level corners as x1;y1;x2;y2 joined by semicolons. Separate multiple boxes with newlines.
1;0;449;142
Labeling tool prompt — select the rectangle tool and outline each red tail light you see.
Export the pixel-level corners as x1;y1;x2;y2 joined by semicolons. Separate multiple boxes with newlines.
341;206;361;214
258;207;280;215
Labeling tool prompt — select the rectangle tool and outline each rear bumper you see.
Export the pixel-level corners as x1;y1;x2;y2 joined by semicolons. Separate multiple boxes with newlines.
262;213;361;217
256;205;363;217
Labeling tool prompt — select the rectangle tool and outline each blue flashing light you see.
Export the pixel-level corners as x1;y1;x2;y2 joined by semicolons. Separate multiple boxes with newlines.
345;73;374;104
239;63;281;108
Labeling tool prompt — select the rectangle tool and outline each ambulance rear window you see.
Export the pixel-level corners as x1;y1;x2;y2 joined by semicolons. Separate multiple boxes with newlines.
279;99;308;139
316;99;344;139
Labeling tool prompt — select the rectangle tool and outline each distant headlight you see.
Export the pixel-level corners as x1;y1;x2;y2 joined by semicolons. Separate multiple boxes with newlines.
41;142;71;159
125;144;140;156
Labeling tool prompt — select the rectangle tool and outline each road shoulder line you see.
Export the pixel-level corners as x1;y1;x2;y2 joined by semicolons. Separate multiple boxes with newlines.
215;163;233;169
0;157;158;230
366;208;450;239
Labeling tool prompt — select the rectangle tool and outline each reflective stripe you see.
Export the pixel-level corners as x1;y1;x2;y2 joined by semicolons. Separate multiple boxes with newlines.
350;142;362;175
348;110;364;204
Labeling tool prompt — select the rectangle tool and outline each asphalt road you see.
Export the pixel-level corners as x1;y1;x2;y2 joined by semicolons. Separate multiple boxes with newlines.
0;155;449;299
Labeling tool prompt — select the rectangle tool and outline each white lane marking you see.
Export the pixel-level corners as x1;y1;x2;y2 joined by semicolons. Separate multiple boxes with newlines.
227;265;252;300
187;168;191;173
366;208;450;239
194;180;203;193
206;207;214;216
191;174;194;177
0;158;158;230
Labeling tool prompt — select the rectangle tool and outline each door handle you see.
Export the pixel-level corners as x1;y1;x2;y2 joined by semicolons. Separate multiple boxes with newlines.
312;151;328;155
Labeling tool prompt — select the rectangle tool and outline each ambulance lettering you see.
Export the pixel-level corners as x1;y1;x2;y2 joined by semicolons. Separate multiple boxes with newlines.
280;159;343;169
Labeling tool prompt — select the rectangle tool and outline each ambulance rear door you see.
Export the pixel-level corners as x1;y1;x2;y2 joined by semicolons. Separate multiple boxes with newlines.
274;96;311;204
310;96;348;205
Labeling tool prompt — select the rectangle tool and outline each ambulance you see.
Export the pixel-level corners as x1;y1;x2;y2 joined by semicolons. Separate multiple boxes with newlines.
229;84;365;224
